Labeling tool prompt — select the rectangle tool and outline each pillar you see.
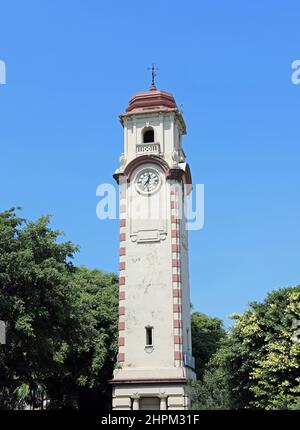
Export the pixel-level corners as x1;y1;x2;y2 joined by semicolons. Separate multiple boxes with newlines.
159;394;167;410
132;394;140;410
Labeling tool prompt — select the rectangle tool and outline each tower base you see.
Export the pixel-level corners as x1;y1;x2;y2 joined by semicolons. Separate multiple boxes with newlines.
111;378;191;410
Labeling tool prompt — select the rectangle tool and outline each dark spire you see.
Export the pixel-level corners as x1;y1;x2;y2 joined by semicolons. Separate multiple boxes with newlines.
147;63;158;90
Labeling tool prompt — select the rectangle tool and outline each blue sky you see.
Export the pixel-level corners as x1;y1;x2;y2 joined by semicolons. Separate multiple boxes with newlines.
1;1;300;326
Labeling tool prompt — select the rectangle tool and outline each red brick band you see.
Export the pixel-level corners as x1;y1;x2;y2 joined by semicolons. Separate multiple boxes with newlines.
173;319;182;328
118;321;125;330
118;337;125;347
170;184;183;366
172;273;181;282
117;353;125;362
120;204;126;213
173;289;182;297
174;351;183;360
119;291;125;300
173;303;182;313
118;306;125;316
172;244;179;253
174;335;183;344
171;230;179;238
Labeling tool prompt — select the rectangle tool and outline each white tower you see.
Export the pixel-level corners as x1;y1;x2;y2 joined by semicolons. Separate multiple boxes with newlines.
111;79;196;410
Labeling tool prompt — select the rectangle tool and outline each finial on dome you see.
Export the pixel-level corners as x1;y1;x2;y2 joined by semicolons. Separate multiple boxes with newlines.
147;63;158;90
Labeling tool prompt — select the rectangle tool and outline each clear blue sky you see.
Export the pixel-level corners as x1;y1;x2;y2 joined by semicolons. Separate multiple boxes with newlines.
1;1;300;326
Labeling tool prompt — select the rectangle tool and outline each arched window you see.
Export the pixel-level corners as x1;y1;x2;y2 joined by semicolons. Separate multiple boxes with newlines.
143;127;154;143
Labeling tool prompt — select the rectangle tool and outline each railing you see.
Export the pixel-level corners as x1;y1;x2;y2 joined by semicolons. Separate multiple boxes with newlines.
136;143;160;155
183;351;195;369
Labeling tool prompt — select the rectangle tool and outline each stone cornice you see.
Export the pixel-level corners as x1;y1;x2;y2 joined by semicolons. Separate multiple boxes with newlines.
119;108;186;135
113;156;192;186
110;377;188;385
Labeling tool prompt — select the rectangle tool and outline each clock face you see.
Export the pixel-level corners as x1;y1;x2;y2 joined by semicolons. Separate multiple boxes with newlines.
136;168;160;193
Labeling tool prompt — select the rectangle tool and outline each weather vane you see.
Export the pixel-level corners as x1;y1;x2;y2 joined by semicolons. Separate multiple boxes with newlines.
147;63;158;88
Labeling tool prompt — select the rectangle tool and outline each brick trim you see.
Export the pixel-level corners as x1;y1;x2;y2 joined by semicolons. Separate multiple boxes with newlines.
118;337;125;346
174;351;183;360
118;321;125;331
117;353;125;362
119;291;125;300
173;289;182;298
172;244;179;253
118;185;127;366
172;273;181;282
120;204;126;214
118;306;125;316
170;183;184;367
174;319;182;328
171;230;179;238
174;335;183;344
173;303;182;312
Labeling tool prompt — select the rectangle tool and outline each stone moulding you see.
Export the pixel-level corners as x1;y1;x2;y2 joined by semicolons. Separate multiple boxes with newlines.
113;155;192;186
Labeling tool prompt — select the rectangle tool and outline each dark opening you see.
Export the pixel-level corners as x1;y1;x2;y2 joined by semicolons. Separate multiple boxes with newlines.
146;327;153;346
140;397;160;410
143;128;154;143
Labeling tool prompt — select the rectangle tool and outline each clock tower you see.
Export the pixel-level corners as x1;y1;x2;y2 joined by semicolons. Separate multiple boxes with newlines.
111;80;196;410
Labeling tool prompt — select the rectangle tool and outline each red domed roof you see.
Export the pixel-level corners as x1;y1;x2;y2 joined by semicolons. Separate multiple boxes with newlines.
125;85;177;113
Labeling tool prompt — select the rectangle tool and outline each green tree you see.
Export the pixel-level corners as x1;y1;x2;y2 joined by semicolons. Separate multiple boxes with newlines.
191;312;226;380
192;286;300;410
190;349;232;409
48;266;119;410
228;286;300;409
0;209;118;410
0;208;78;408
190;312;230;410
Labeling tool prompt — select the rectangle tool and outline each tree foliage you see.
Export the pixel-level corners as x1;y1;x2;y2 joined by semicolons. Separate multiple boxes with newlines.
191;312;226;380
0;209;118;409
228;286;300;409
192;286;300;410
190;343;232;410
190;312;229;409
